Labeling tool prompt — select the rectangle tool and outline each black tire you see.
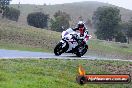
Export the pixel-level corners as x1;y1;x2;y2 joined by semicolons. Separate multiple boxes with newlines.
76;51;82;57
76;45;88;57
54;41;69;56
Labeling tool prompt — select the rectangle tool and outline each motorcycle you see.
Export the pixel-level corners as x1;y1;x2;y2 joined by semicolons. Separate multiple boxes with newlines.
54;28;91;57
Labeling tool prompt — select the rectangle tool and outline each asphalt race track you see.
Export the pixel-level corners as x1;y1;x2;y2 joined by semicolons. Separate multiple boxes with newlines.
0;49;131;62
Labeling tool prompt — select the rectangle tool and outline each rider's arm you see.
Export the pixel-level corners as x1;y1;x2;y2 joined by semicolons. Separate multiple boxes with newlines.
84;30;89;42
72;28;78;31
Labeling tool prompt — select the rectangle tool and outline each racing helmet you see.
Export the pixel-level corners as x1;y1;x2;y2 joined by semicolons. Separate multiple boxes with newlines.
77;21;85;28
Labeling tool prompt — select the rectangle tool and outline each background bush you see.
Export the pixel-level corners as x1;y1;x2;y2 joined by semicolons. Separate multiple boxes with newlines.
3;7;20;21
115;32;127;43
50;10;70;32
27;12;49;28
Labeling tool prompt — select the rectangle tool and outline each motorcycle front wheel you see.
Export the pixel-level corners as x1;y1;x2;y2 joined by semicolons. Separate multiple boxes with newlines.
54;41;69;56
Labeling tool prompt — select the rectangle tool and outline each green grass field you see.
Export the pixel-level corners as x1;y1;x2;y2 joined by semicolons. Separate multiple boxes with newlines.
0;19;60;52
88;39;132;59
0;59;131;88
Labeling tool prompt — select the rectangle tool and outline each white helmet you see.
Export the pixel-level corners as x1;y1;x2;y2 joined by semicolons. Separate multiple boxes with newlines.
77;21;85;28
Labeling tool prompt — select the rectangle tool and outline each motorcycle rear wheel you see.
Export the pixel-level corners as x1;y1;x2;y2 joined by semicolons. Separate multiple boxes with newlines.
76;45;88;57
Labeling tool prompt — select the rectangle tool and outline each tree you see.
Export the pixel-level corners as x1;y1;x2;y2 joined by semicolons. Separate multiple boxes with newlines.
0;0;11;15
127;25;132;44
27;12;49;28
92;6;121;40
53;10;70;21
50;10;70;32
115;32;127;43
121;19;132;44
127;19;132;38
0;0;20;21
3;7;20;21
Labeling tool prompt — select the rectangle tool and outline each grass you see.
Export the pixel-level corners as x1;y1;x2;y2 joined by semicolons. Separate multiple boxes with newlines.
89;39;132;53
0;19;61;52
87;39;132;59
0;41;50;52
0;59;131;88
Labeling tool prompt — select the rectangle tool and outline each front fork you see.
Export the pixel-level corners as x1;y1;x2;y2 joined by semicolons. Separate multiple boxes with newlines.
60;40;67;48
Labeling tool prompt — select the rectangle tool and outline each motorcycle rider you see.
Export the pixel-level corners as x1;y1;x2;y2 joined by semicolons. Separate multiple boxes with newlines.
62;21;90;46
73;21;90;46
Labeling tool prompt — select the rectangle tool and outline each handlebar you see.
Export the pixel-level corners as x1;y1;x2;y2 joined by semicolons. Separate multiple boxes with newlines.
70;34;78;41
70;34;83;43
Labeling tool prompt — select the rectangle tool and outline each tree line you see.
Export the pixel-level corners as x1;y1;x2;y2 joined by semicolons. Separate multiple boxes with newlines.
92;6;132;43
0;0;132;43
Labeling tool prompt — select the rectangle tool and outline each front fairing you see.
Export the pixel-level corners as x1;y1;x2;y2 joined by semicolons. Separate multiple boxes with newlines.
61;32;79;52
61;28;74;38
